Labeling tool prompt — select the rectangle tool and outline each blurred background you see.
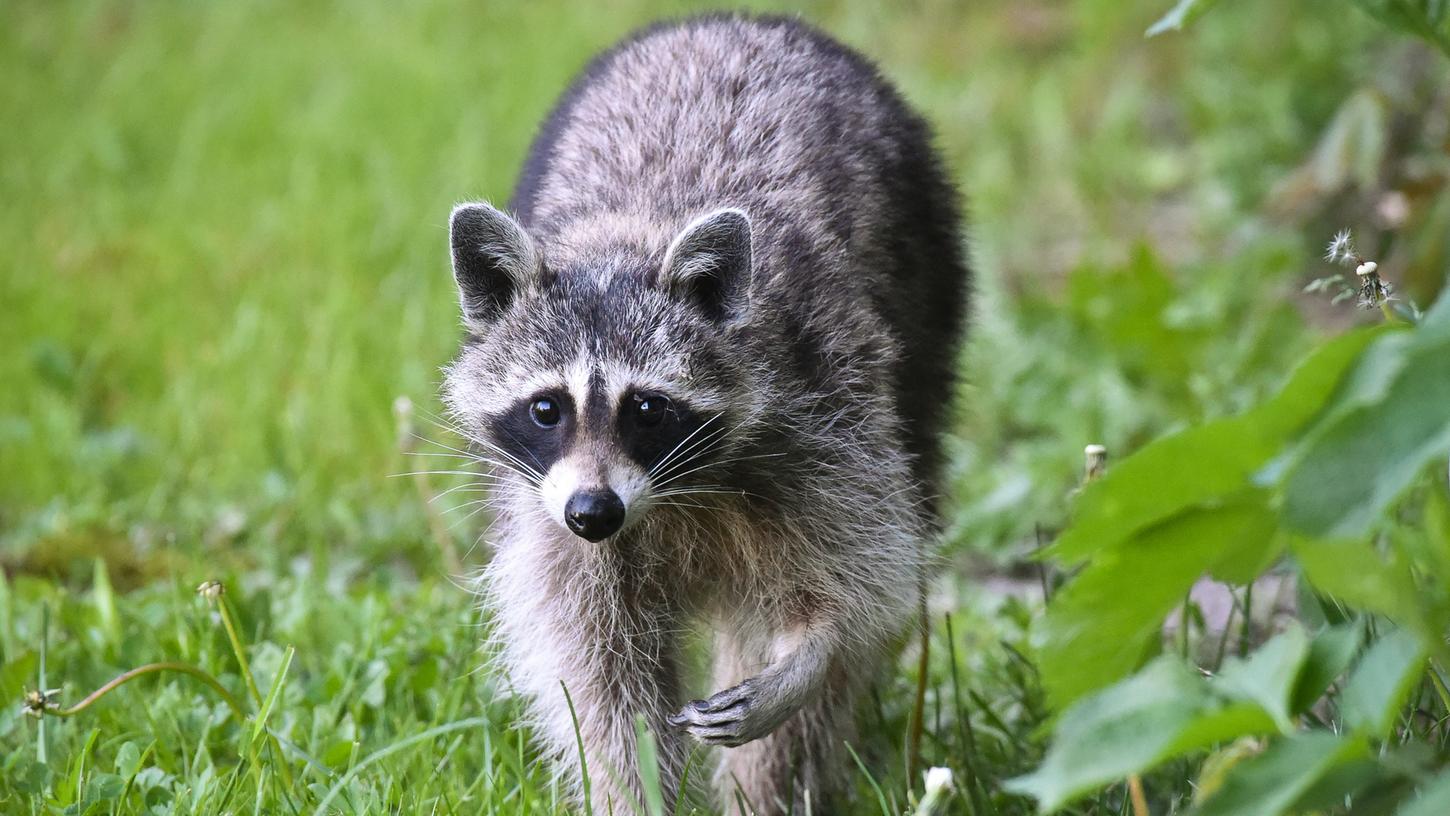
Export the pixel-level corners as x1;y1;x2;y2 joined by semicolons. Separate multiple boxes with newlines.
2;1;1448;811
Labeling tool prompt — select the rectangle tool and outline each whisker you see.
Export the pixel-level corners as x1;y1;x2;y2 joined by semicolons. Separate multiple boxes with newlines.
652;486;747;498
652;450;786;491
428;481;498;504
650;414;771;487
651;499;713;512
648;412;725;478
650;424;730;484
414;412;547;486
392;469;515;481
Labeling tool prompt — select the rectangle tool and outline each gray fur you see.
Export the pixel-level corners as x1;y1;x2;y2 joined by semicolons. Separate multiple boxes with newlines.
441;13;968;814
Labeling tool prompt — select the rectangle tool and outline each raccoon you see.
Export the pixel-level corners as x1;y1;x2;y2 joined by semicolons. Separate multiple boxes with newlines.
441;14;968;815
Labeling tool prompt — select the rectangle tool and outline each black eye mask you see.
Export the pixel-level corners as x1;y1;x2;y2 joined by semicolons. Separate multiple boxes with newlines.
485;392;577;477
619;395;715;478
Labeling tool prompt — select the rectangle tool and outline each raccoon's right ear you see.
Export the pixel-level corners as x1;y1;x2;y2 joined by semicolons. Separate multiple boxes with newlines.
449;202;540;326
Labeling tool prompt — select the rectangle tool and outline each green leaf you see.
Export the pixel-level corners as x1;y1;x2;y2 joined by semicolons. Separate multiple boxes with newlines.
1290;621;1364;715
1283;292;1450;537
82;772;126;805
1214;624;1310;733
1291;536;1423;629
1050;327;1381;564
1006;658;1274;813
1283;352;1450;535
113;741;142;777
1146;0;1223;37
1190;732;1370;816
1397;768;1450;816
1349;0;1450;58
1341;628;1427;737
1040;498;1277;706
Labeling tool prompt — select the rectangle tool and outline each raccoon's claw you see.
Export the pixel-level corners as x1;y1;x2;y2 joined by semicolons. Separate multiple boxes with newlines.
668;680;761;747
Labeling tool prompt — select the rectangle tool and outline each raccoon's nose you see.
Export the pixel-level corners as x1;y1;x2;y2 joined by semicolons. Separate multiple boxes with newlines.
564;490;626;542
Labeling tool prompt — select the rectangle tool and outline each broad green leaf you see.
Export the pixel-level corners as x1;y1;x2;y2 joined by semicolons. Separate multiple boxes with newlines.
1291;536;1423;630
82;773;126;805
1190;732;1370;816
1146;0;1223;37
1210;526;1287;586
1290;621;1364;715
1006;658;1274;814
1050;327;1381;564
1283;291;1450;537
1040;499;1276;706
1283;344;1450;535
1214;624;1310;732
1397;768;1450;816
1341;628;1426;737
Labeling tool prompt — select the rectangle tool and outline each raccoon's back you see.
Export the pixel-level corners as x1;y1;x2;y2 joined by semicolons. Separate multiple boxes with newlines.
514;16;919;245
511;14;969;493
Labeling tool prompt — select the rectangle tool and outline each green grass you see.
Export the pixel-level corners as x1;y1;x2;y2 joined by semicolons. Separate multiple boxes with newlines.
2;0;1437;813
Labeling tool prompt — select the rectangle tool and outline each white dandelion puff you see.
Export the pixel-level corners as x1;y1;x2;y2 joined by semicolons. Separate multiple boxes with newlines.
1325;229;1355;264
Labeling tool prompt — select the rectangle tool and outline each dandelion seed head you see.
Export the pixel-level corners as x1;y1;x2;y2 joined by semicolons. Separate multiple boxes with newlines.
23;688;58;718
1356;261;1378;277
1325;229;1354;264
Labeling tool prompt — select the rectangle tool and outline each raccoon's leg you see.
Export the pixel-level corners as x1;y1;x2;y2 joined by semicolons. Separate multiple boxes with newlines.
688;624;857;815
491;549;689;814
553;640;690;815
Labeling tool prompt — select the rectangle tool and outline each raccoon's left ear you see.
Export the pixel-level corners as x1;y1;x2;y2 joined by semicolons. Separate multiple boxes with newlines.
449;202;540;327
659;208;752;325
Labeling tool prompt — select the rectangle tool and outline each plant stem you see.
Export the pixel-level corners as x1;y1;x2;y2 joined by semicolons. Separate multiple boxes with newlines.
1128;774;1150;816
1239;582;1254;658
37;603;48;764
1211;585;1240;672
47;661;247;722
944;614;988;816
907;607;929;787
217;595;264;707
209;588;298;795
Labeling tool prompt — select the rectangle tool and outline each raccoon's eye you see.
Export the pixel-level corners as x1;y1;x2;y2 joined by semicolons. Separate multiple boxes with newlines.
530;396;562;428
632;393;669;427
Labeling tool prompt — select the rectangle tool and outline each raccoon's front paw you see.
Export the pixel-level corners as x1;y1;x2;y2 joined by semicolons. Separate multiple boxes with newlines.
668;678;787;747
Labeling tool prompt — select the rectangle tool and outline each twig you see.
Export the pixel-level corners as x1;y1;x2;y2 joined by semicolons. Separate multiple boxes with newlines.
1128;774;1150;816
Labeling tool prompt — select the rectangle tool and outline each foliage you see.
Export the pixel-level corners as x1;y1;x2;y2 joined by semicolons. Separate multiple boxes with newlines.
1150;0;1450;57
1002;6;1450;814
1015;284;1450;815
1017;167;1450;816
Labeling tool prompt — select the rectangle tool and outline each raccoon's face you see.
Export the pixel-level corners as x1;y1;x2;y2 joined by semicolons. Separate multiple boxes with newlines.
442;203;753;543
